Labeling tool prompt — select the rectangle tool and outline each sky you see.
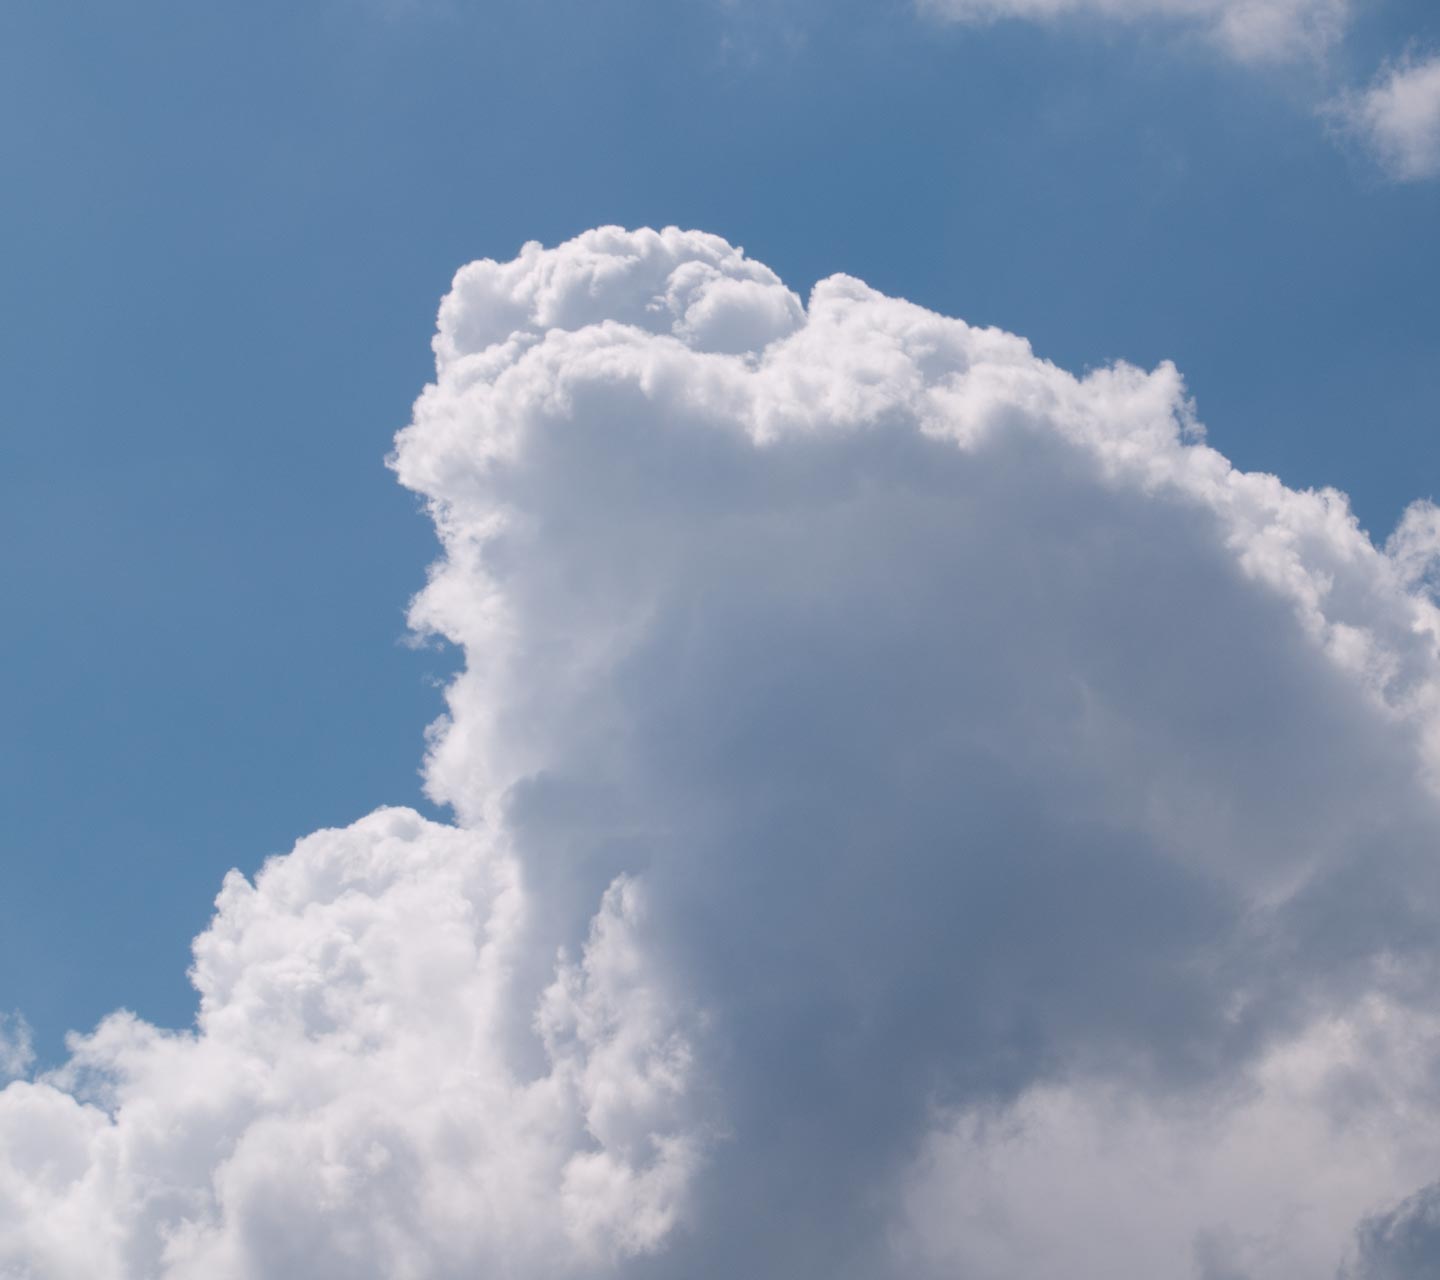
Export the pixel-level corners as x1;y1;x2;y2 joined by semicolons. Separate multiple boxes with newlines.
3;2;1440;1277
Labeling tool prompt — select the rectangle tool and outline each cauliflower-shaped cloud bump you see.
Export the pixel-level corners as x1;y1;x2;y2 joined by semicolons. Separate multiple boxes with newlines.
0;809;697;1279
432;226;803;372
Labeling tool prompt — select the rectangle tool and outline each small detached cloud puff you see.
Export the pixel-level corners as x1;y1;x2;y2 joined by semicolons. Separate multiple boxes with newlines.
1329;54;1440;182
8;226;1440;1278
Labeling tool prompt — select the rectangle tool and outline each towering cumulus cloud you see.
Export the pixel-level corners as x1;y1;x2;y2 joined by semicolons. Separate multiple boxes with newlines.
6;226;1440;1278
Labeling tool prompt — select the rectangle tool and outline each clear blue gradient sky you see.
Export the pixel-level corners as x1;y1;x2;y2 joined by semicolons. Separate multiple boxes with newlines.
2;0;1437;1059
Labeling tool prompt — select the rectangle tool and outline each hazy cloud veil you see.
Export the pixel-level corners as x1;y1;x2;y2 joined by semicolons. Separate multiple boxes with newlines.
919;0;1349;61
6;227;1440;1278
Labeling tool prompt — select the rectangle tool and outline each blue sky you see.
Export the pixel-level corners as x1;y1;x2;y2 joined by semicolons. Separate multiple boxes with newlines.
6;3;1440;1273
0;0;1434;1059
3;0;1438;1096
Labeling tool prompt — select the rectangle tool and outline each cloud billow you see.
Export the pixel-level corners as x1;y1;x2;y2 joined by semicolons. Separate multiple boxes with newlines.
6;226;1440;1278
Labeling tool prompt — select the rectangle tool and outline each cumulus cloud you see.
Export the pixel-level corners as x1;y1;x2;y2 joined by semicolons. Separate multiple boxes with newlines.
8;226;1440;1277
1329;54;1440;181
0;812;697;1278
917;0;1348;61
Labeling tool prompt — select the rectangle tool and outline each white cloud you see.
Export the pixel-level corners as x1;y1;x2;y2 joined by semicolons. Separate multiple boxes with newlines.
1330;54;1440;181
917;0;1348;62
0;810;698;1278
9;226;1440;1276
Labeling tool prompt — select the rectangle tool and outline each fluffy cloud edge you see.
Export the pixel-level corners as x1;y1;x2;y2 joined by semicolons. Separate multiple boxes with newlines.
1327;54;1440;181
0;807;703;1279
